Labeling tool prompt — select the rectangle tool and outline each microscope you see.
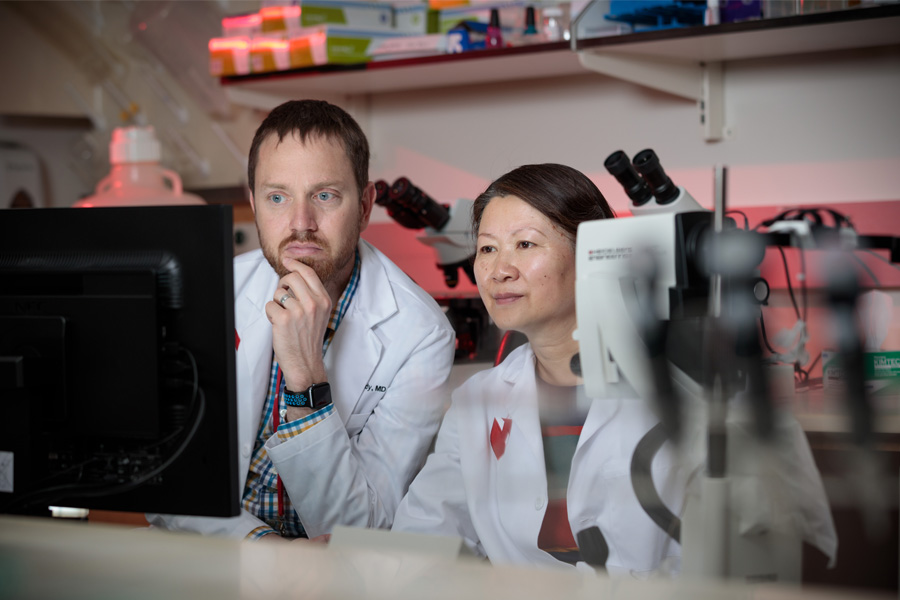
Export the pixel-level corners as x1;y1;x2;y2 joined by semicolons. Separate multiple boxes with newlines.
374;177;476;289
573;149;857;582
375;177;498;362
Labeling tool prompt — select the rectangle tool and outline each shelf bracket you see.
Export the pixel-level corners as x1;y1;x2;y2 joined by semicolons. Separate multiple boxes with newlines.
577;50;724;142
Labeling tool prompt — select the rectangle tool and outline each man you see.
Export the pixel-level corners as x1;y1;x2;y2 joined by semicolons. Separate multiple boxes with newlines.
148;100;455;540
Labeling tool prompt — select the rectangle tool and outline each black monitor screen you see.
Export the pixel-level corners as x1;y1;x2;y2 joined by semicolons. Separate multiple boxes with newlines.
0;205;239;518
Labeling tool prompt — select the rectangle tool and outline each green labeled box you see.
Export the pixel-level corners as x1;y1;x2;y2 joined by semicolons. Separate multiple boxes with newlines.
823;350;900;411
865;351;900;398
301;1;394;31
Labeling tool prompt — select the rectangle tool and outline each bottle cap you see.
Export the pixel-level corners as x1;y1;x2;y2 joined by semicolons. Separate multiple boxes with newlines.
525;6;537;30
109;126;161;164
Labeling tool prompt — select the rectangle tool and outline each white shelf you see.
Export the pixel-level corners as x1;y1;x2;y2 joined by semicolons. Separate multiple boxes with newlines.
222;43;583;106
573;3;900;140
221;4;900;115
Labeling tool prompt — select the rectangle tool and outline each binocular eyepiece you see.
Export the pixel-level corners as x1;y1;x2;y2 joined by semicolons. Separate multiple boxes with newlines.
374;177;451;231
605;149;680;207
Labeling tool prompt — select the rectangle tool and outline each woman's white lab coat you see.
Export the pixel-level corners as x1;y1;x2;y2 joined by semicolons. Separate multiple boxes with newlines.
393;343;837;575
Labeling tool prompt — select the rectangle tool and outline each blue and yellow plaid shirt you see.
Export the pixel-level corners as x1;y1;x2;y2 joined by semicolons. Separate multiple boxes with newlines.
243;250;361;539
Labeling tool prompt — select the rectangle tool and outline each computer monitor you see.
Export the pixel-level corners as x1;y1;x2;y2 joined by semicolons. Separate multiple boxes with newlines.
0;205;240;518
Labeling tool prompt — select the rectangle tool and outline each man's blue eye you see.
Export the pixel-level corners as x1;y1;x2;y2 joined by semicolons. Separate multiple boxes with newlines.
316;192;335;202
270;194;285;204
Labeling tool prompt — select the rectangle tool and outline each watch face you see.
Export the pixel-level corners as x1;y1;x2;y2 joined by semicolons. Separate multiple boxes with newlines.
310;382;332;408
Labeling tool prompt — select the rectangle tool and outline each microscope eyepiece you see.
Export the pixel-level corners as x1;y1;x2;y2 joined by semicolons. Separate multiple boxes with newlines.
632;149;679;205
389;177;451;231
374;178;426;229
374;179;391;206
604;150;653;207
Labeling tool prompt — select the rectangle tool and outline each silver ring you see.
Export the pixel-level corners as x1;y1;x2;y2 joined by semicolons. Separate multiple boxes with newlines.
279;293;291;306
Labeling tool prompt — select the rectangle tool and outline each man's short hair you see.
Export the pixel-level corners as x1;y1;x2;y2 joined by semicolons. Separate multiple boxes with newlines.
247;100;370;197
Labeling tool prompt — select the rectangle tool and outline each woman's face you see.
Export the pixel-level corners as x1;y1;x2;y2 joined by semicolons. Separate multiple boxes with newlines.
474;195;577;341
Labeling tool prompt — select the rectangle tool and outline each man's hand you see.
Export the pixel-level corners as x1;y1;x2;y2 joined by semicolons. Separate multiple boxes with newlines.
265;258;331;418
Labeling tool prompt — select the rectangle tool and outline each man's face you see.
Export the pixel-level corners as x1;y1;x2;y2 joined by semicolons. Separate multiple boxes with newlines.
251;132;373;293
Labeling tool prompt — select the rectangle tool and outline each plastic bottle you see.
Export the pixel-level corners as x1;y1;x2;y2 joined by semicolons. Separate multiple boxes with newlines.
486;8;503;49
541;3;571;42
524;6;538;35
74;126;205;207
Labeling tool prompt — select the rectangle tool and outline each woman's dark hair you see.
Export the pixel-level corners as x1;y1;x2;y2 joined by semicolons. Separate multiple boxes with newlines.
472;164;615;245
247;99;369;196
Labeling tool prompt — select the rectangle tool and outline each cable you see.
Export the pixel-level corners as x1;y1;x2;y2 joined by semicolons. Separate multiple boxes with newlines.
861;249;900;273
758;310;778;355
631;422;680;543
794;362;809;384
147;345;201;450
799;247;808;322
775;246;801;321
725;209;749;230
2;390;206;512
807;352;822;375
2;346;206;513
850;253;882;287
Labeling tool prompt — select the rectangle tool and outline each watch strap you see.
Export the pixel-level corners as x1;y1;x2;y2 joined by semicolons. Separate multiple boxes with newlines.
284;382;332;409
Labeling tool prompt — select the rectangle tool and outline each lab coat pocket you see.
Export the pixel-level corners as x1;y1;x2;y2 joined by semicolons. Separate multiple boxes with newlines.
345;413;371;438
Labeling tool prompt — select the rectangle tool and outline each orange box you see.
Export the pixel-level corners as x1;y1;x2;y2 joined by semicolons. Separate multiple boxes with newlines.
208;37;251;76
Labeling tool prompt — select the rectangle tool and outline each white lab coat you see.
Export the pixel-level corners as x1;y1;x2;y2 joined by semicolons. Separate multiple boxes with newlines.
148;240;455;538
393;343;838;575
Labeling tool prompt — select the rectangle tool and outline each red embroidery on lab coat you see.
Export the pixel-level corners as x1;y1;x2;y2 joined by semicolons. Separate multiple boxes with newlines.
490;418;513;459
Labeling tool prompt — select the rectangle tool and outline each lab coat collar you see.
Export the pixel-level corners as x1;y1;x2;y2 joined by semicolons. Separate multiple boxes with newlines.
325;240;396;425
348;239;398;328
494;343;623;459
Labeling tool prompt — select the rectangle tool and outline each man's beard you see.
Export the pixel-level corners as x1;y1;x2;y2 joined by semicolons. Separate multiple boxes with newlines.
259;225;358;287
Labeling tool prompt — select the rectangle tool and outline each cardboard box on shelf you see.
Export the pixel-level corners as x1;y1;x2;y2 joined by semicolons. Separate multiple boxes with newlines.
823;349;900;413
394;3;440;33
260;4;304;36
301;0;395;31
209;37;252;76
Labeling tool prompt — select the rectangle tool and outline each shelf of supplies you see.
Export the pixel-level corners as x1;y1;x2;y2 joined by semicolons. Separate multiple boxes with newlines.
220;40;580;102
573;3;900;141
574;2;900;61
219;4;900;107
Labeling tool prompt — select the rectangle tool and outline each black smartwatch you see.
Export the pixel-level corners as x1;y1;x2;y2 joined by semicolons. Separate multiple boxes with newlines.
283;382;332;409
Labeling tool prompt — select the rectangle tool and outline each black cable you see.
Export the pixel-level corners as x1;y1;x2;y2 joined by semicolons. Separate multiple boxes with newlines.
776;246;801;321
2;347;205;513
2;390;206;512
758;310;778;355
850;253;881;287
725;209;749;230
146;346;201;450
808;352;822;375
794;362;809;384
799;247;809;322
861;249;900;272
630;422;681;543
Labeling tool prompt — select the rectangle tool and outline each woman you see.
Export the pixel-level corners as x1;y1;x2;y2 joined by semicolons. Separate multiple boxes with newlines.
392;163;684;573
392;164;836;575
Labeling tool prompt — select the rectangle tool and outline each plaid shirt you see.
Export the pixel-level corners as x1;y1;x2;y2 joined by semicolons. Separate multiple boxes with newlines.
243;251;361;539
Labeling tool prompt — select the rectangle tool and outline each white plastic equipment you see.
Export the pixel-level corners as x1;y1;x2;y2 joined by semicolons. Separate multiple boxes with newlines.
74;126;204;207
